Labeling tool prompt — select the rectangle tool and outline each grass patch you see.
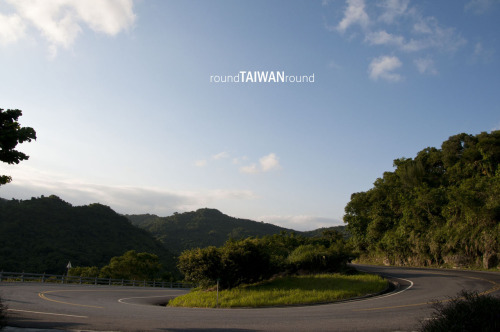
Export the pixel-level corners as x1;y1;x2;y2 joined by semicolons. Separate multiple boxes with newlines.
168;273;387;308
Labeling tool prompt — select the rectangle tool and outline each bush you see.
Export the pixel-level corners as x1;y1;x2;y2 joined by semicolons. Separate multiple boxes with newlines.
287;244;349;273
0;296;7;330
178;246;222;288
220;239;273;288
420;290;500;332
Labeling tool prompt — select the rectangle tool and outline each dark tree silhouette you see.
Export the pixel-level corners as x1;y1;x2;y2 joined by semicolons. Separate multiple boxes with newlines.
0;108;37;186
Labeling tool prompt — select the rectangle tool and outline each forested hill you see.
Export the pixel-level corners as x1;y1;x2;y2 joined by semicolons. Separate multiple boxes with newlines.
126;209;298;253
344;131;500;269
0;195;177;274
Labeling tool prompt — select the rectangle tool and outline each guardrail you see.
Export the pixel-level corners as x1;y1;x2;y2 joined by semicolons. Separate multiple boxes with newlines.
0;271;194;288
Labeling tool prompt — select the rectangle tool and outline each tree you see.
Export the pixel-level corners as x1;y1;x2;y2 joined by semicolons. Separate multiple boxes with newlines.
99;250;161;280
0;108;36;186
177;246;222;288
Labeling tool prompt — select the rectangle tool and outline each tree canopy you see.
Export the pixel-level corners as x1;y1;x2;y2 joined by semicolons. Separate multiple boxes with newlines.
0;108;37;186
178;230;351;289
344;131;500;269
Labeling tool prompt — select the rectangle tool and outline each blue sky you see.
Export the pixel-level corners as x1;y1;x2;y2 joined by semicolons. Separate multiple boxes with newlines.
0;0;499;230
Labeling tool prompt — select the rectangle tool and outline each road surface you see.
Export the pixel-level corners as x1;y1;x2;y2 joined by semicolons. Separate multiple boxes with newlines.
1;265;499;331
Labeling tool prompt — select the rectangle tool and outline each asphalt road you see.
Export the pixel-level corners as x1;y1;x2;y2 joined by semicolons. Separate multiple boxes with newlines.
2;265;499;332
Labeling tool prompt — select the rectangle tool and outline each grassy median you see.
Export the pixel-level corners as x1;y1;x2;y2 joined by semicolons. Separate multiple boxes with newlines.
168;273;387;308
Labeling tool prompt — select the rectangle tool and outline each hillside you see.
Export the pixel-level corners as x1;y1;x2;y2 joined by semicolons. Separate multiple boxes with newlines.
0;195;177;274
344;131;500;269
126;208;297;253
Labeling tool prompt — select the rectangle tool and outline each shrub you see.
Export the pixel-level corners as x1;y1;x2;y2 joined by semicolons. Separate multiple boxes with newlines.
220;239;273;288
287;244;349;273
419;290;500;332
178;246;222;288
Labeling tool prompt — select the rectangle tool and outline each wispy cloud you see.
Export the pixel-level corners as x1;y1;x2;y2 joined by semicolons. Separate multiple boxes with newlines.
471;41;494;63
0;0;135;57
465;0;498;14
336;0;370;33
0;167;257;216
194;159;207;167
414;57;437;75
0;12;26;45
368;55;403;82
212;151;229;160
240;153;281;174
328;0;467;80
377;0;409;24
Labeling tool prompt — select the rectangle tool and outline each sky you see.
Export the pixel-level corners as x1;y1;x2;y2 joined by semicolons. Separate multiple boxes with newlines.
0;0;499;231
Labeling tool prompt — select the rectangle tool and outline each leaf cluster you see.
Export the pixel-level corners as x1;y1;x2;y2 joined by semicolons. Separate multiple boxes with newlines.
0;108;36;186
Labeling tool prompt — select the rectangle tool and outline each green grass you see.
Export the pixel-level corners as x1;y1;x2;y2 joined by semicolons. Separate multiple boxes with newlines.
168;273;388;308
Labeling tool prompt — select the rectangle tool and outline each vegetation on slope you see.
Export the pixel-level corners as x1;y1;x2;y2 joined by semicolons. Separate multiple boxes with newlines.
0;195;177;275
126;208;296;254
344;131;500;269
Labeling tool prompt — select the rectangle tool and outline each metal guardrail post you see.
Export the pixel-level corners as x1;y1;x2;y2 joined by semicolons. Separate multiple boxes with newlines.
21;272;25;282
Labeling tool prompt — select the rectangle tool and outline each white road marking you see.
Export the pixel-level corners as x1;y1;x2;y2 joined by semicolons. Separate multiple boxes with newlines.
7;308;88;318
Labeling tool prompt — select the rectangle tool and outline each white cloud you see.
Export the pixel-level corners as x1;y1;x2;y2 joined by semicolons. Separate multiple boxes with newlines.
260;215;343;232
465;0;497;14
407;16;466;53
378;0;409;24
332;1;468;80
414;57;437;75
365;30;405;47
194;159;207;167
472;41;494;63
259;153;281;172
2;0;135;56
0;167;256;216
240;153;281;174
0;13;26;45
368;55;403;82
240;163;259;174
212;151;229;160
336;0;369;33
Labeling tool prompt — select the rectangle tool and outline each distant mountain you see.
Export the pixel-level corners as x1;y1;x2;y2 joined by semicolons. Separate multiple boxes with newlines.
126;208;297;253
126;209;347;254
0;195;177;275
301;225;348;238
